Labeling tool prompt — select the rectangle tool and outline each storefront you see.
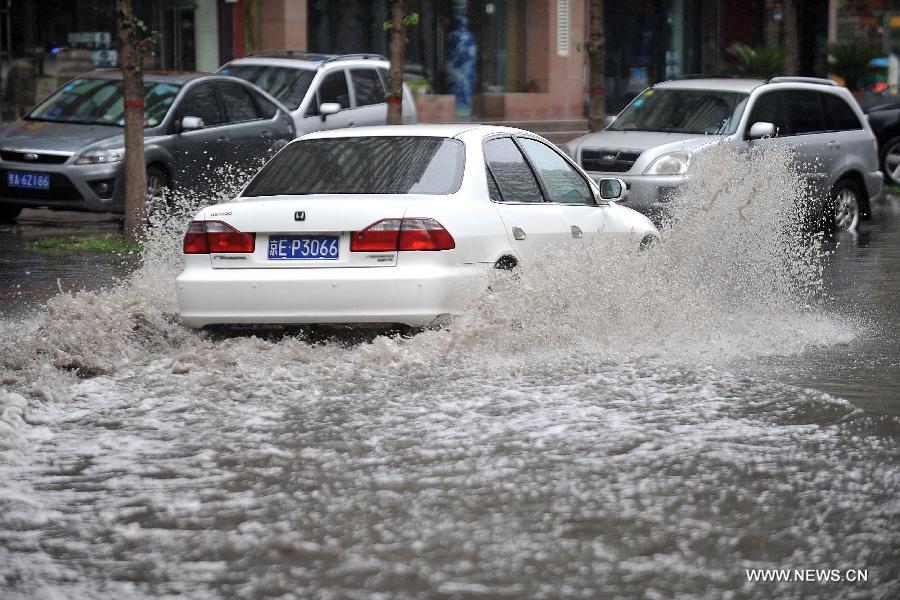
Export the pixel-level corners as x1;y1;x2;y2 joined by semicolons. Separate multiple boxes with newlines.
304;0;585;121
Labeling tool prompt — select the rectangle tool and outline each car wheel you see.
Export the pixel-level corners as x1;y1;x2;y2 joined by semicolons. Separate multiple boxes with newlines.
145;166;172;213
0;204;22;222
881;136;900;186
829;179;862;232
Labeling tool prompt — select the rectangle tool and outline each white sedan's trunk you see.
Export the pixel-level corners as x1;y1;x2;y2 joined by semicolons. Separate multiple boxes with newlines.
200;195;432;269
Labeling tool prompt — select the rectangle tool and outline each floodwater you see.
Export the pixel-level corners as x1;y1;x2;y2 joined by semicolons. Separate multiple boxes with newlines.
0;145;898;599
0;210;134;320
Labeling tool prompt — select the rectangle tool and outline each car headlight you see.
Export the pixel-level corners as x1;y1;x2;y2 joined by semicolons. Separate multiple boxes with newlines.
75;148;124;165
643;151;691;175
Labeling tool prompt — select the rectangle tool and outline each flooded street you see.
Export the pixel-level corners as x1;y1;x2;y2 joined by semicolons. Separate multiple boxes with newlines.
0;157;898;598
0;210;135;320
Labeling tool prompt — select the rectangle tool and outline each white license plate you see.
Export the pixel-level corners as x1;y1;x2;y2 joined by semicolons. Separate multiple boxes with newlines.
7;170;50;190
268;235;339;260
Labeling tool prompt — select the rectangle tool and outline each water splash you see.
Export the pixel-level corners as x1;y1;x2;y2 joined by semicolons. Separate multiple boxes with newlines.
0;144;846;390
455;143;840;362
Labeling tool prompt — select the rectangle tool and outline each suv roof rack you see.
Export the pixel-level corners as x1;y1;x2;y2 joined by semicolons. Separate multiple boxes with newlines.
320;53;388;65
676;74;747;80
245;50;388;66
248;49;335;61
767;76;838;86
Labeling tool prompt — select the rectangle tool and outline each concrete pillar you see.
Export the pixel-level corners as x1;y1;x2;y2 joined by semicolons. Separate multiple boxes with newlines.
261;0;308;50
195;0;220;72
526;0;584;118
827;0;837;43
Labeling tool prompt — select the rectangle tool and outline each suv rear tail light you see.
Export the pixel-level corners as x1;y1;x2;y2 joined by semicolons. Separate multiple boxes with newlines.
183;220;256;254
351;218;455;252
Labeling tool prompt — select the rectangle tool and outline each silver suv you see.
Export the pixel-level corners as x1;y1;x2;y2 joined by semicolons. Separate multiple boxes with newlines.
565;77;883;230
218;51;417;136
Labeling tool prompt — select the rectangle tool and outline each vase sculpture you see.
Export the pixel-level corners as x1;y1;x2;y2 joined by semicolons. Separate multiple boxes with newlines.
445;1;477;117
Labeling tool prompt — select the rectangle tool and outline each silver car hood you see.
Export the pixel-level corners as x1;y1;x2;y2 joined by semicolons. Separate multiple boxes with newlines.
568;129;724;154
0;120;125;153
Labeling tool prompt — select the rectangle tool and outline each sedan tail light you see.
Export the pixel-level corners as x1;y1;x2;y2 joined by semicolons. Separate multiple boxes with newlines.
351;218;455;252
183;220;256;254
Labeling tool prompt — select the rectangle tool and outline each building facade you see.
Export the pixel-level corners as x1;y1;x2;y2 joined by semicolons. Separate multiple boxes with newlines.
0;0;887;123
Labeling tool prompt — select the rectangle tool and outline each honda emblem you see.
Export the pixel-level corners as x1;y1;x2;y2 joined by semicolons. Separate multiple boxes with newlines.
294;211;306;221
24;153;39;161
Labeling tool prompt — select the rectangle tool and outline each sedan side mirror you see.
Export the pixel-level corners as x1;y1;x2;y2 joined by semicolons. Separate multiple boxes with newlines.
748;121;775;140
181;116;205;131
597;178;626;202
319;102;341;121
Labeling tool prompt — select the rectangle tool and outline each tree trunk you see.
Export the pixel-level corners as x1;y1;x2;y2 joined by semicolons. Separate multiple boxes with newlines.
587;0;606;131
117;0;147;244
387;0;405;125
783;0;799;76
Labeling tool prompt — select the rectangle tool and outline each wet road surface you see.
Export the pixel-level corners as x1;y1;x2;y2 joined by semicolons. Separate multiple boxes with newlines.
0;209;135;320
0;175;898;599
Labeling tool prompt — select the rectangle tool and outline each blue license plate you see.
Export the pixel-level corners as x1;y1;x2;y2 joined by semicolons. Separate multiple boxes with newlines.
7;170;50;190
268;235;339;260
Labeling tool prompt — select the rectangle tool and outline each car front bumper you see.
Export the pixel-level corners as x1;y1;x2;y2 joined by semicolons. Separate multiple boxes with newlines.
175;257;491;328
0;160;124;212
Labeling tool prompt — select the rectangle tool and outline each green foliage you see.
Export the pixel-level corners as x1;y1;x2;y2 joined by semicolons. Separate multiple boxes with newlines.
383;11;420;30
726;42;783;78
827;43;881;91
405;78;431;97
28;235;142;254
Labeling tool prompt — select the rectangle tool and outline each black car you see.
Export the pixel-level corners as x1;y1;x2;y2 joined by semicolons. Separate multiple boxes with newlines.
859;95;900;186
0;70;295;221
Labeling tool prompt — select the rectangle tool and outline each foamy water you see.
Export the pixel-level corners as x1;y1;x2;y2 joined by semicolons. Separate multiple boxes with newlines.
1;145;898;598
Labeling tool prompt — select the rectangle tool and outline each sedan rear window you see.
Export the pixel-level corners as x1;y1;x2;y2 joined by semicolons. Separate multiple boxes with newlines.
243;136;466;196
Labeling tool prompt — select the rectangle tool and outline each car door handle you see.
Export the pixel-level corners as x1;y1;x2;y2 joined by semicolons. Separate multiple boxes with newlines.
570;225;583;239
512;227;526;240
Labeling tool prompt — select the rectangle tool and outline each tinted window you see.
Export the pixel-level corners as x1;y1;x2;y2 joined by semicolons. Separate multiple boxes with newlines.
243;137;465;196
518;138;593;204
178;83;224;127
486;168;503;202
747;91;785;135
254;93;278;119
609;89;749;135
318;71;350;109
218;81;260;122
822;93;862;131
27;78;180;127
782;90;826;135
484;138;544;202
218;65;314;111
483;137;543;203
351;69;385;106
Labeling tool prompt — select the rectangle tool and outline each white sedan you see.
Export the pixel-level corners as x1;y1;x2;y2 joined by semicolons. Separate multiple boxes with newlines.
176;124;659;328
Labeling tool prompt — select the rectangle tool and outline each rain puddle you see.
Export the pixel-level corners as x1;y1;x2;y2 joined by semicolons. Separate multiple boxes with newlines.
0;145;897;599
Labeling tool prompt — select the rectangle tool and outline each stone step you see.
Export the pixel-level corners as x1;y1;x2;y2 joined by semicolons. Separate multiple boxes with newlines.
479;118;590;133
